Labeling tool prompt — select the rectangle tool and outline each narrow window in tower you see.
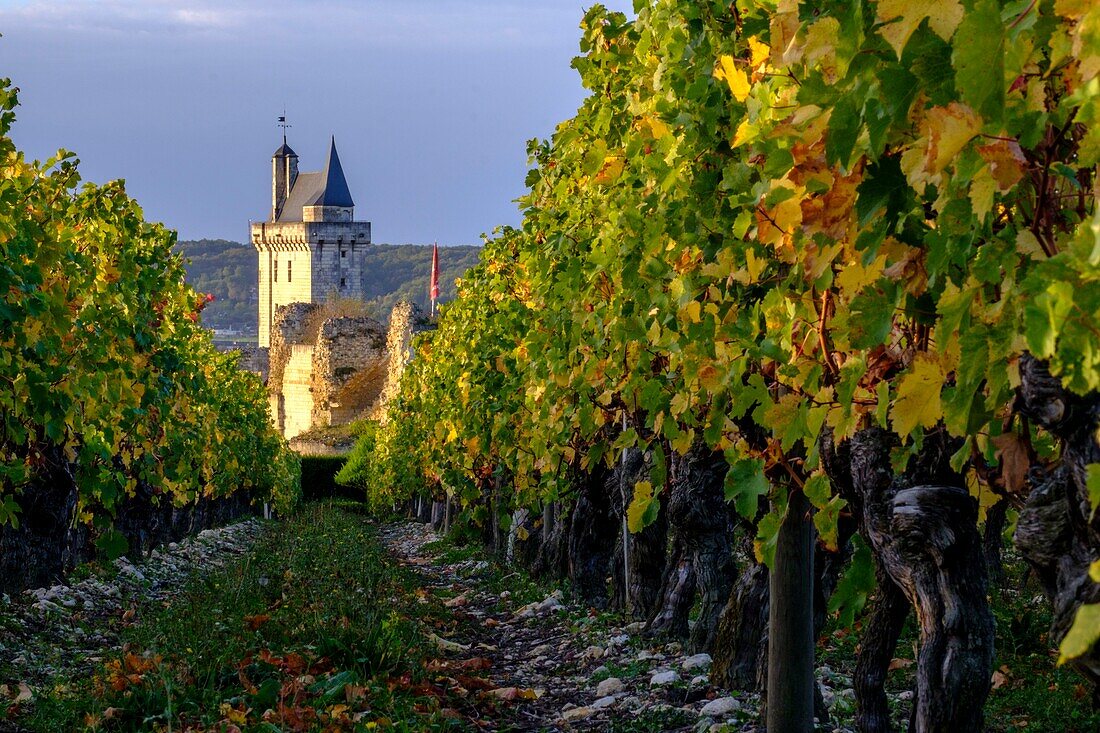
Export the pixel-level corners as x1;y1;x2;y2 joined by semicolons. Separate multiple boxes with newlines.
341;250;347;259
340;277;346;289
287;260;292;282
274;258;278;282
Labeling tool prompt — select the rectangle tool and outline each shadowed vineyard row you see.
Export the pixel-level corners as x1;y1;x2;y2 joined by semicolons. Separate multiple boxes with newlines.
0;81;299;592
338;1;1100;731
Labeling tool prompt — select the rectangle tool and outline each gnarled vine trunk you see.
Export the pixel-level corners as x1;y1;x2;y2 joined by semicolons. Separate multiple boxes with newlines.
1014;355;1100;691
710;556;768;691
647;534;696;639
824;427;995;733
853;562;910;733
568;463;617;609
533;500;570;582
0;446;82;592
668;443;735;653
609;447;668;619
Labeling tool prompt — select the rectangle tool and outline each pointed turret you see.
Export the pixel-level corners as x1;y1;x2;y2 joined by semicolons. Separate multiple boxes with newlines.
310;136;354;209
271;138;298;221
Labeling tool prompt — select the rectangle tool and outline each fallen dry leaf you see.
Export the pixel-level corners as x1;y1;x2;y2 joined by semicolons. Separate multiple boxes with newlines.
887;658;913;672
428;633;470;653
485;686;539;701
345;684;368;703
15;682;33;703
443;594;468;608
244;613;271;631
992;433;1031;495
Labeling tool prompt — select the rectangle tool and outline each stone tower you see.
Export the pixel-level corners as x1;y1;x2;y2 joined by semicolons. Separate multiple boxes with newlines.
251;135;372;348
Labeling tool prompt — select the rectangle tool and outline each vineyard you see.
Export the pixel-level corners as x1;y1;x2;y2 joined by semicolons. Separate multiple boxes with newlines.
338;1;1100;731
0;79;299;591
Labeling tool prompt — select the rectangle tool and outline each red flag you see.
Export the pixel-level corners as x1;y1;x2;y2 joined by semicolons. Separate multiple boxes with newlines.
430;242;440;301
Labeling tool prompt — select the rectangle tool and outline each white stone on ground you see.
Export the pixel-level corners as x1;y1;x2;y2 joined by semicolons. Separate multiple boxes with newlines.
650;669;680;686
682;653;712;671
700;696;740;717
561;705;596;721
596;677;625;697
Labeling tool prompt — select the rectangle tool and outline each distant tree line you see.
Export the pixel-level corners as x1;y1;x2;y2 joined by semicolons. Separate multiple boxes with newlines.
174;240;482;336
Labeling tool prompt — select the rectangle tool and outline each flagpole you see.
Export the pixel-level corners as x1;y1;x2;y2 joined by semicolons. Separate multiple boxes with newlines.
430;241;440;318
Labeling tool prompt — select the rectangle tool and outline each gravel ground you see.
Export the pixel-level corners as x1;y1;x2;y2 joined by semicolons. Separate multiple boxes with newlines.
0;519;265;696
378;521;893;733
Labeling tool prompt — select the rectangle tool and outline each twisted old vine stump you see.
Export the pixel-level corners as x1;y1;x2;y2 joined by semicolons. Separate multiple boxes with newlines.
1014;355;1100;695
825;428;995;733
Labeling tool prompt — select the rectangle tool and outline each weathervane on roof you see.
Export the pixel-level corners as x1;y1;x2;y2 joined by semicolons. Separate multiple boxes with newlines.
278;110;291;144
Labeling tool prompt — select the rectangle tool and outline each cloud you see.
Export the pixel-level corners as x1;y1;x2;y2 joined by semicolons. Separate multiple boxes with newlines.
0;0;616;47
0;0;245;33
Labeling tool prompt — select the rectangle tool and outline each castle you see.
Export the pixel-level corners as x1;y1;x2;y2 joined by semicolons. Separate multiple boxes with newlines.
252;134;430;442
251;136;371;348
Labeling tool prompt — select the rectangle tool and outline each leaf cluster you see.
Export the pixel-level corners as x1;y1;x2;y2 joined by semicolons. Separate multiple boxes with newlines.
0;80;299;529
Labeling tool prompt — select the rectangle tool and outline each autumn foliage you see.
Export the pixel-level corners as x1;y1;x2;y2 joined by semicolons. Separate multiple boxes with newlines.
348;0;1099;727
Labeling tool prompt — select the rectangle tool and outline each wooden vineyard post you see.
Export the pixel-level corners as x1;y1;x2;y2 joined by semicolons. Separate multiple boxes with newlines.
766;487;815;732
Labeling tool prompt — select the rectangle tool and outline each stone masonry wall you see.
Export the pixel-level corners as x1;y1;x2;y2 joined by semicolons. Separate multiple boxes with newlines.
266;301;435;440
267;303;320;437
310;316;388;429
371;301;435;421
283;345;315;439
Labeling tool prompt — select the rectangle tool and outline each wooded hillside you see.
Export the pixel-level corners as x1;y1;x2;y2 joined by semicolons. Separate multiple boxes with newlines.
175;240;482;335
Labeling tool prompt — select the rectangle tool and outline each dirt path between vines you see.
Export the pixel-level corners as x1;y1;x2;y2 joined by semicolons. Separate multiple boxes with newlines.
377;521;776;733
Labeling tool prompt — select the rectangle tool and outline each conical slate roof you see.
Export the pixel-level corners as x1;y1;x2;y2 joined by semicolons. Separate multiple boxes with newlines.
308;136;354;208
274;136;355;221
273;142;297;157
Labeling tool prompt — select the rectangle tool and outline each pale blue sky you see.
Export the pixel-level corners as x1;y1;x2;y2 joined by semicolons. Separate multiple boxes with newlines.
0;0;634;244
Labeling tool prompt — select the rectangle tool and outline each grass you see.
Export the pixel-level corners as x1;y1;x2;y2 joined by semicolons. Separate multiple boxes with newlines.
982;558;1100;733
590;660;650;684
422;533;549;611
17;502;470;732
606;705;694;732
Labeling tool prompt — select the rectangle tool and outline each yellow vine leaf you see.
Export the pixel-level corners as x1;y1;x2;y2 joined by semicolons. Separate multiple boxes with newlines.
715;56;751;102
969;166;997;221
977;140;1027;191
925;103;982;174
680;300;702;324
465;436;481;457
594;156;625;184
745;248;767;283
876;0;964;58
803;17;840;64
732;119;758;148
1055;0;1091;16
639;116;671;140
770;0;800;67
966;468;1001;523
835;254;888;298
1059;603;1100;665
748;36;770;68
903;103;982;188
891;355;947;437
1070;7;1100;83
626;480;655;533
